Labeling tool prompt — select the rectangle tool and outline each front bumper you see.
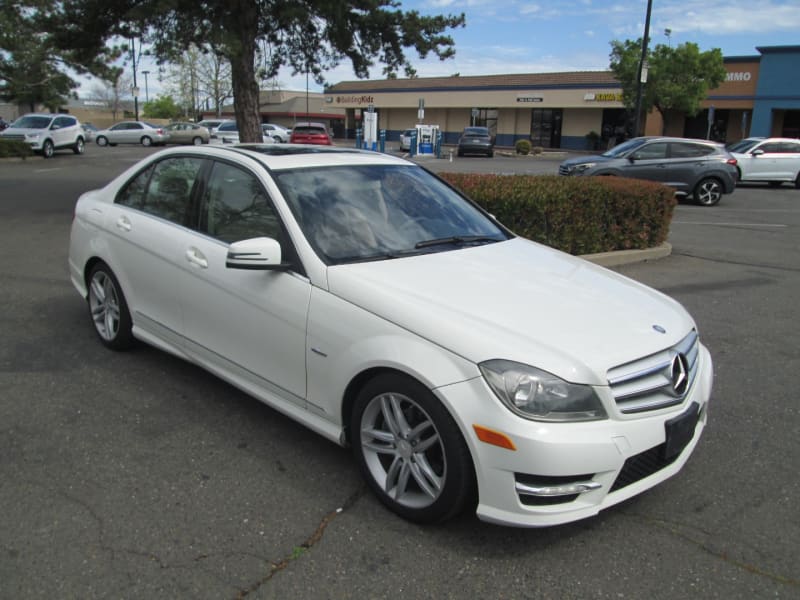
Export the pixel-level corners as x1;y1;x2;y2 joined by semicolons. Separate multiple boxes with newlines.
434;343;713;527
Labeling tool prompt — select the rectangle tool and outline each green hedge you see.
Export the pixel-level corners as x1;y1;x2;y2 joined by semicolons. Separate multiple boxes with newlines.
439;173;676;255
0;139;34;158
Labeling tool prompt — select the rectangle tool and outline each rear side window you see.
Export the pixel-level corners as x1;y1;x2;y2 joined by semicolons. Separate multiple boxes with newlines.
116;157;205;226
670;142;714;158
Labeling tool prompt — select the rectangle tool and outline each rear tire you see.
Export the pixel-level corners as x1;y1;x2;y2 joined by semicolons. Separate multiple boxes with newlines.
693;177;723;206
96;136;108;147
87;263;134;351
794;173;800;189
73;137;85;155
141;136;152;147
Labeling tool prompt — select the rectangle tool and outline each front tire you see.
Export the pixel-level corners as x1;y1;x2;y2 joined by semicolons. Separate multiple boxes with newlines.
42;139;54;158
87;263;134;351
352;373;476;524
140;136;152;147
694;177;723;206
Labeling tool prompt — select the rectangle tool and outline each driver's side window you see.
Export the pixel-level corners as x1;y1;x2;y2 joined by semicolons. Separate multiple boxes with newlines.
202;162;280;244
631;142;667;160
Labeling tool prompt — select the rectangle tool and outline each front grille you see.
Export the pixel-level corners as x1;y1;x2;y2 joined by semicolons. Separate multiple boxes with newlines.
558;165;570;176
607;330;699;414
1;134;25;142
610;442;679;492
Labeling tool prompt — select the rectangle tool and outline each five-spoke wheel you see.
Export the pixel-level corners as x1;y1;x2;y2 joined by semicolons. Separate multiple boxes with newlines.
352;373;475;523
693;177;723;206
87;263;133;350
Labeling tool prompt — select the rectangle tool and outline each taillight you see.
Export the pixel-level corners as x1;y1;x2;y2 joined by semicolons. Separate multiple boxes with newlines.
156;128;163;134
727;158;737;166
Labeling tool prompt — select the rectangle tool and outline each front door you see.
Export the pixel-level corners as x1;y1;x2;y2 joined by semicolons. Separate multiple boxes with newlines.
530;109;562;149
178;159;311;406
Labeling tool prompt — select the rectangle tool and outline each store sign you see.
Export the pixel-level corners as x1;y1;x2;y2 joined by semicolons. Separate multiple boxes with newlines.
335;95;375;105
726;72;752;82
584;93;623;102
517;96;543;103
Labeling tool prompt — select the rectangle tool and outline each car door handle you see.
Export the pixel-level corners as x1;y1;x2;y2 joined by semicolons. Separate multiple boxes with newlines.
115;216;131;232
185;247;208;269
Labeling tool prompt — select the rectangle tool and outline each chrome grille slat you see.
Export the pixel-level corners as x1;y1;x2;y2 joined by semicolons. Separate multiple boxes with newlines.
607;330;700;414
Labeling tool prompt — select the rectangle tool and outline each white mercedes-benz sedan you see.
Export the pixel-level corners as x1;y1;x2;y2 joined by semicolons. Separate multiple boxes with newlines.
68;144;713;527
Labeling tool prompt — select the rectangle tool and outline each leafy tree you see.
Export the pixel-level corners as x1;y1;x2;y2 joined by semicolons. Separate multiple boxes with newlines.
142;95;182;120
609;40;726;135
0;0;123;111
46;0;465;142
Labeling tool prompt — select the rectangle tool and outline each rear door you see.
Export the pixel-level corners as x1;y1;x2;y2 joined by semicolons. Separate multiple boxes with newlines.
664;141;716;194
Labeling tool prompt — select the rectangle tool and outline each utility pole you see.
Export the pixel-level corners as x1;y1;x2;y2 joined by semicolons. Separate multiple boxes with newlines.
141;70;150;103
130;38;139;121
633;0;653;138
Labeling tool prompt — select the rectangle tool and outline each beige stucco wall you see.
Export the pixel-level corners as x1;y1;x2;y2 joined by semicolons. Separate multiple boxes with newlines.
561;108;603;137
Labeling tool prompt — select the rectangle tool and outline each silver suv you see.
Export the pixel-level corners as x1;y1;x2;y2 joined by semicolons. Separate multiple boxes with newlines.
559;136;739;206
0;113;85;158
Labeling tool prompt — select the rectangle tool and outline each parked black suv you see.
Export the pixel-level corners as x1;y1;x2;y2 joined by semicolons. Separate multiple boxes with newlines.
559;136;738;206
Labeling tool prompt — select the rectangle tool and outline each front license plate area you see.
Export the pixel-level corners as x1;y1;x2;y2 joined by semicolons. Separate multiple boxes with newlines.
663;402;700;460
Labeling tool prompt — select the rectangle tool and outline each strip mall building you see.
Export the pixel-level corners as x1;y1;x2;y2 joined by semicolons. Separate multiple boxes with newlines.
324;45;800;150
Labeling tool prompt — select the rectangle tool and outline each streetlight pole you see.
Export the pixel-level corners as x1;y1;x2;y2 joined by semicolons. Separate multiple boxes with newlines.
141;70;150;103
130;38;139;121
633;0;653;138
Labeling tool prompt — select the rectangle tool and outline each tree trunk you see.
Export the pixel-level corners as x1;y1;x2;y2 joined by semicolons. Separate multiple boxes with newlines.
228;0;261;143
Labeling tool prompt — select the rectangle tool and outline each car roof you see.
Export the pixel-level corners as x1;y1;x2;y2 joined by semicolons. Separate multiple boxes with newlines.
292;122;327;128
141;144;410;172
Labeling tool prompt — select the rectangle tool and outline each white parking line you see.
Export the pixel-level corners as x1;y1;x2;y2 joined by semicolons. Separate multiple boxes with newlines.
32;168;63;173
672;221;787;227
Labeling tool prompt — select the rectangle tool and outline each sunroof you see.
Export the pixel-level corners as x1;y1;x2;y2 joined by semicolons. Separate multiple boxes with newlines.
228;144;363;156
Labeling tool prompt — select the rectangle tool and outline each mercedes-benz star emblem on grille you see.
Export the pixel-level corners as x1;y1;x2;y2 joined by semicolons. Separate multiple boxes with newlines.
671;353;690;396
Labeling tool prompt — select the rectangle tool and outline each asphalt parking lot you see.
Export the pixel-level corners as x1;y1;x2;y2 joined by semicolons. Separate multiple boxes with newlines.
1;144;798;599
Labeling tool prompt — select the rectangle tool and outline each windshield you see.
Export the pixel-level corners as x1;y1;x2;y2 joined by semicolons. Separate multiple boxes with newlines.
274;165;509;265
726;139;761;153
10;115;53;129
601;137;648;158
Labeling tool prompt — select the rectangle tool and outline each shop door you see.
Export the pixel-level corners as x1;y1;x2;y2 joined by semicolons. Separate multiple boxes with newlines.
530;109;562;148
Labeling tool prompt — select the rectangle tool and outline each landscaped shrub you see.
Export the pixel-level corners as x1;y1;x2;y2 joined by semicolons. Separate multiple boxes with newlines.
515;139;531;155
439;173;676;255
0;139;33;159
532;146;543;155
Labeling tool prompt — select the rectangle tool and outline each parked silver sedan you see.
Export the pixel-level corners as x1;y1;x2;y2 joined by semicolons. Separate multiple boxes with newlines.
164;122;210;145
95;121;169;147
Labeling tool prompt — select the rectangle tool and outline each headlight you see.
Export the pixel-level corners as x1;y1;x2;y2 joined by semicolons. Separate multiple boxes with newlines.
570;162;595;174
26;133;41;140
480;359;607;422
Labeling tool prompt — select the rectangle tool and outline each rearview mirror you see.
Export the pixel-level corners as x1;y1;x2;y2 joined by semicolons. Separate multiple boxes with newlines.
226;237;288;270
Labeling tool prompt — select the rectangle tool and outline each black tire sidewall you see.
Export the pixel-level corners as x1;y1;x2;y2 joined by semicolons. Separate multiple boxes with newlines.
351;373;476;524
694;178;721;206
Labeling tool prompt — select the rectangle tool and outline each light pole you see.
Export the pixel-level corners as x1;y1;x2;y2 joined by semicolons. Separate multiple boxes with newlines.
141;70;150;103
633;0;653;138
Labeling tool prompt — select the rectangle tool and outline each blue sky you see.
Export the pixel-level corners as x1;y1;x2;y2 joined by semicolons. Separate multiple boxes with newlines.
86;0;800;98
301;0;799;90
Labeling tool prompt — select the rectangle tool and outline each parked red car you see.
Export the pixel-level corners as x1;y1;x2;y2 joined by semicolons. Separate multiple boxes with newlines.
289;122;332;145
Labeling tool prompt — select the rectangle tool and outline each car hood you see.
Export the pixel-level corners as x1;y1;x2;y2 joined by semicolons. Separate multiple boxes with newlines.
0;127;47;136
560;154;617;167
326;238;694;385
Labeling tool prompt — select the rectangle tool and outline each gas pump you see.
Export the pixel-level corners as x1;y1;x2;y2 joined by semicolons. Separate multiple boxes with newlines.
415;124;439;155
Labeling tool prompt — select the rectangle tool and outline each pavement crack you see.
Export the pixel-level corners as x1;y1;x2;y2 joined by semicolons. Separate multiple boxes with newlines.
628;513;800;587
234;486;366;599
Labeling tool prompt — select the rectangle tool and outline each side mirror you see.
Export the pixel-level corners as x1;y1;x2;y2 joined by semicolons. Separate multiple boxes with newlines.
226;237;288;270
751;149;764;157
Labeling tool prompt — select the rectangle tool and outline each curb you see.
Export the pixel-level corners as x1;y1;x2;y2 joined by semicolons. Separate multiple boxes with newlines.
581;242;672;267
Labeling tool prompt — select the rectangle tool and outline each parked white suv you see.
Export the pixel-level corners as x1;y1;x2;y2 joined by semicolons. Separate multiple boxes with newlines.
727;137;800;188
0;113;85;158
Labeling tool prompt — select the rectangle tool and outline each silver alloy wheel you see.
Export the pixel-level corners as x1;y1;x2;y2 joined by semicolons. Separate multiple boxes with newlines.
42;139;54;158
141;136;152;147
97;136;108;146
360;392;446;509
192;136;203;145
89;270;121;342
695;178;722;205
74;138;84;154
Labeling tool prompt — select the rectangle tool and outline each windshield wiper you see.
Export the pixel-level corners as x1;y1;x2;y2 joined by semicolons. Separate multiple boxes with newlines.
414;235;502;250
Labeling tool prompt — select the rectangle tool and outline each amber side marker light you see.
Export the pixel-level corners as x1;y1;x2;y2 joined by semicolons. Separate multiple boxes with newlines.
473;425;517;451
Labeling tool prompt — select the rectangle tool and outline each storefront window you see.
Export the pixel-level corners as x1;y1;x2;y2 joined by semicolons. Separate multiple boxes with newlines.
471;108;498;137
